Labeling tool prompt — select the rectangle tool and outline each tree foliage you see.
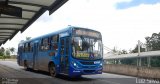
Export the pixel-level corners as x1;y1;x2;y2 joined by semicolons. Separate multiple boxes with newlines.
145;33;160;67
0;47;16;59
112;47;128;55
121;49;128;54
26;37;31;40
131;44;145;53
131;32;160;53
0;47;5;56
145;32;160;51
10;47;15;54
5;49;10;56
129;32;160;67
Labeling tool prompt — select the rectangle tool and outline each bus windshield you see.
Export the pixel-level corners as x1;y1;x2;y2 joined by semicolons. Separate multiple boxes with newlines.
72;36;103;60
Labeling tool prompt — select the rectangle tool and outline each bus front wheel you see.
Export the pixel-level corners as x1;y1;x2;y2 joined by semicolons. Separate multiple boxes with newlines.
49;63;57;77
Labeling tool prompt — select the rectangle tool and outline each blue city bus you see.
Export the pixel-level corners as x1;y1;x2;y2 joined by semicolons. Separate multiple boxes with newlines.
17;26;103;77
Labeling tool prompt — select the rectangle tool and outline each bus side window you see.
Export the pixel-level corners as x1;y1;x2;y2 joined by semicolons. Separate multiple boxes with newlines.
28;42;31;52
40;39;44;51
48;37;51;50
51;35;59;51
40;38;49;51
66;38;69;55
23;44;25;52
52;35;59;43
25;43;28;52
23;42;32;52
45;38;49;50
25;42;31;52
30;42;33;52
22;45;24;53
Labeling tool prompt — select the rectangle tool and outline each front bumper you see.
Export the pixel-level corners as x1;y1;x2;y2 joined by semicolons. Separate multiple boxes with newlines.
69;66;102;77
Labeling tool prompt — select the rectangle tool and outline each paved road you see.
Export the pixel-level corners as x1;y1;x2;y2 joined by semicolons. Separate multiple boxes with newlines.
0;61;156;84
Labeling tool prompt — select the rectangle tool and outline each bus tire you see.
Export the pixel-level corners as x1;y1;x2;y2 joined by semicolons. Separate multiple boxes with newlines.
76;75;82;78
49;63;57;77
24;60;29;70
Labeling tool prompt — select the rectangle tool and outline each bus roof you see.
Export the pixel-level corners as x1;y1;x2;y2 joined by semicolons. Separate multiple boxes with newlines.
19;26;101;44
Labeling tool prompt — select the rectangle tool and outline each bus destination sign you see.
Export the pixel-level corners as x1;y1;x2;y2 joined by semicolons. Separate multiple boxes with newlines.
74;29;101;38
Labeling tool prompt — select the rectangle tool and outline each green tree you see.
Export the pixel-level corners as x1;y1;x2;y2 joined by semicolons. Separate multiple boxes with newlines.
112;47;128;55
0;47;5;56
26;37;31;40
121;49;128;54
10;47;15;54
0;47;5;60
145;32;160;67
145;32;160;51
5;49;10;56
131;44;145;53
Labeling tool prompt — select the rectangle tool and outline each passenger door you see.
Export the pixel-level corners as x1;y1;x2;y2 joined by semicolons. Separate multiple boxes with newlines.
60;37;70;74
33;42;38;69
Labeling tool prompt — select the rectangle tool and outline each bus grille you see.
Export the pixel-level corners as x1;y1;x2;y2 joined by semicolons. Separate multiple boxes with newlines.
83;70;95;73
80;61;94;65
82;66;96;69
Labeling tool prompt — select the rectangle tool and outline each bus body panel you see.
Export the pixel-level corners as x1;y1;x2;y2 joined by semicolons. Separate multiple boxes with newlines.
38;51;50;71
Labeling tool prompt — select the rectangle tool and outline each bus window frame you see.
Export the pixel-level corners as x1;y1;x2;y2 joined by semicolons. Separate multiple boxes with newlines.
40;37;50;51
30;42;34;52
24;42;33;53
24;43;28;52
50;35;59;51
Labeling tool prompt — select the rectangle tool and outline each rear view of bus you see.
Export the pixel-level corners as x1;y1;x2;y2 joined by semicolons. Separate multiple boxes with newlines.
69;27;103;77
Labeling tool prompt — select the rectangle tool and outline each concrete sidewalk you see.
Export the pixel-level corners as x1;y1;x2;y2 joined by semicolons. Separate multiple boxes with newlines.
0;59;17;62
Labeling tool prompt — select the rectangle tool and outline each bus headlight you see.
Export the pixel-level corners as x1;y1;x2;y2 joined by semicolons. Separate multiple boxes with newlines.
73;62;77;67
100;63;103;66
72;61;79;68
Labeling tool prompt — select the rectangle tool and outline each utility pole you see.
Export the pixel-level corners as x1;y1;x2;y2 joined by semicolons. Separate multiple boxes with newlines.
138;40;141;67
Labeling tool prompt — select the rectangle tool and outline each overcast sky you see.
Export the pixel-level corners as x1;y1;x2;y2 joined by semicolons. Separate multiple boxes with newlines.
1;0;160;52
